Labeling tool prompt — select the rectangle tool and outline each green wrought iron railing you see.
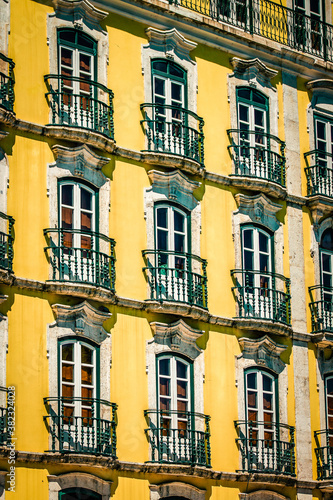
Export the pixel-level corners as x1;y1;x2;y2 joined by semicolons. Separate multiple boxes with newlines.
235;420;296;475
305;150;333;197
43;396;117;457
231;269;291;324
309;284;333;333
0;53;14;112
0;387;9;447
0;212;14;273
43;228;116;291
44;74;115;139
140;103;205;166
227;129;286;186
142;249;208;308
314;428;333;479
144;409;211;467
170;0;333;62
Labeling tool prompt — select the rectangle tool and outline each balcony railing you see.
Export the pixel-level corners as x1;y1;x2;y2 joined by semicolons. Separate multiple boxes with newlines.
235;420;296;475
305;150;333;198
231;269;291;325
44;75;114;139
0;53;15;112
309;285;333;333
142;249;208;308
314;428;333;480
43;397;117;457
0;387;9;447
227;129;286;186
170;0;333;63
140;103;205;166
0;212;14;273
44;228;116;292
144;409;211;467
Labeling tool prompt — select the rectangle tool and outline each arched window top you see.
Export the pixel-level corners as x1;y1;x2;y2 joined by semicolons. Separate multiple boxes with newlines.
152;59;187;83
321;228;333;250
59;487;101;499
237;87;268;108
58;29;97;54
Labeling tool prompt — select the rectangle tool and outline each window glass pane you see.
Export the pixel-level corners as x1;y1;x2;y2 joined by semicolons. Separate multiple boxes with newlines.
259;231;269;253
174;211;185;233
152;61;168;73
59;30;76;44
263;393;272;410
177;400;188;413
248;409;257;421
177;360;187;379
323;273;332;288
174;233;184;253
62;385;74;399
160;397;170;411
177;379;187;398
77;33;95;50
154;77;165;97
61;47;73;68
244;249;253;270
81;386;93;400
247;391;257;408
322;229;333;250
263;374;273;392
322;253;331;272
171;82;182;102
243;229;253;249
254;109;264;128
238;88;251;100
159;358;170;376
264;411;273;423
317;120;326;140
253;92;266;105
80;53;91;74
239;104;249;123
62;364;74;383
310;0;320;15
62;184;73;206
81;366;93;385
81;212;92;233
157;208;167;228
260;253;269;272
81;188;92;211
327;396;333;412
157;230;168;251
62;343;73;361
159;378;170;396
81;345;93;364
247;372;257;389
327;377;333;395
169;64;184;78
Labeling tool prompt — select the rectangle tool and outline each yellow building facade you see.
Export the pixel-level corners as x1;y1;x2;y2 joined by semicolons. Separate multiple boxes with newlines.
0;0;332;498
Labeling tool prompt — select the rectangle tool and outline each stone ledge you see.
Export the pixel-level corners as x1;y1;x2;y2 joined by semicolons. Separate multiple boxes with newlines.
228;175;287;200
0;448;319;487
234;317;293;337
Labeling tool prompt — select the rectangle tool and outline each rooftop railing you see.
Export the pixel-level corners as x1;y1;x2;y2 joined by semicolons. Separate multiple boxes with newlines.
305;150;333;198
231;269;291;325
140;103;205;166
235;420;296;475
142;249;208;308
309;285;333;333
0;53;15;112
227;129;286;186
43;396;117;457
44;228;116;292
315;428;333;480
170;0;333;63
44;74;114;139
144;409;211;467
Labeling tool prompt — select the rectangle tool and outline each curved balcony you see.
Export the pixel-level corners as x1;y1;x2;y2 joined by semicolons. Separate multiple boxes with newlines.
43;397;117;457
315;429;333;480
140;103;204;166
0;53;15;113
227;130;286;186
44;75;114;139
173;0;333;63
235;420;295;476
0;212;14;274
231;269;291;325
43;228;116;292
0;387;9;446
142;249;208;309
144;409;211;467
305;150;333;198
309;285;333;333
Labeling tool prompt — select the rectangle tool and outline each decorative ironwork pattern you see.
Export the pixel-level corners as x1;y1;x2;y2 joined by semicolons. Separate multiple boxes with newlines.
231;269;291;324
309;285;333;333
0;212;14;273
170;0;333;62
140;103;205;166
44;228;116;291
43;397;117;457
314;429;333;479
142;249;208;308
305;150;333;197
44;74;115;138
227;129;286;186
0;53;15;112
235;420;296;475
144;409;211;467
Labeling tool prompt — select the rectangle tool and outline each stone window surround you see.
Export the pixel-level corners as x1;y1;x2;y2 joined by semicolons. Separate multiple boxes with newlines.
0;139;10;216
46;0;109;86
46;144;111;279
306;80;333;154
232;193;284;278
150;481;206;500
0;0;10;56
46;301;112;450
227;57;279;176
141;27;198;117
0;295;8;409
235;336;289;452
48;472;112;500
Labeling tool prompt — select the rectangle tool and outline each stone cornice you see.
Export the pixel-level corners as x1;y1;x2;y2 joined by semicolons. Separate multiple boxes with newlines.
150;319;204;359
145;27;197;62
52;0;108;28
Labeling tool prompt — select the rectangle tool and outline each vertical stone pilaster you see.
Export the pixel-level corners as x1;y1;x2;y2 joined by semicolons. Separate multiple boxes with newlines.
282;71;313;480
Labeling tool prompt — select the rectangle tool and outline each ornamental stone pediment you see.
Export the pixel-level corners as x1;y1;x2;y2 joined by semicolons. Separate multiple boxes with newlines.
145;27;197;63
238;335;287;374
150;319;204;360
230;57;277;89
235;193;282;232
148;169;200;210
52;0;108;30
